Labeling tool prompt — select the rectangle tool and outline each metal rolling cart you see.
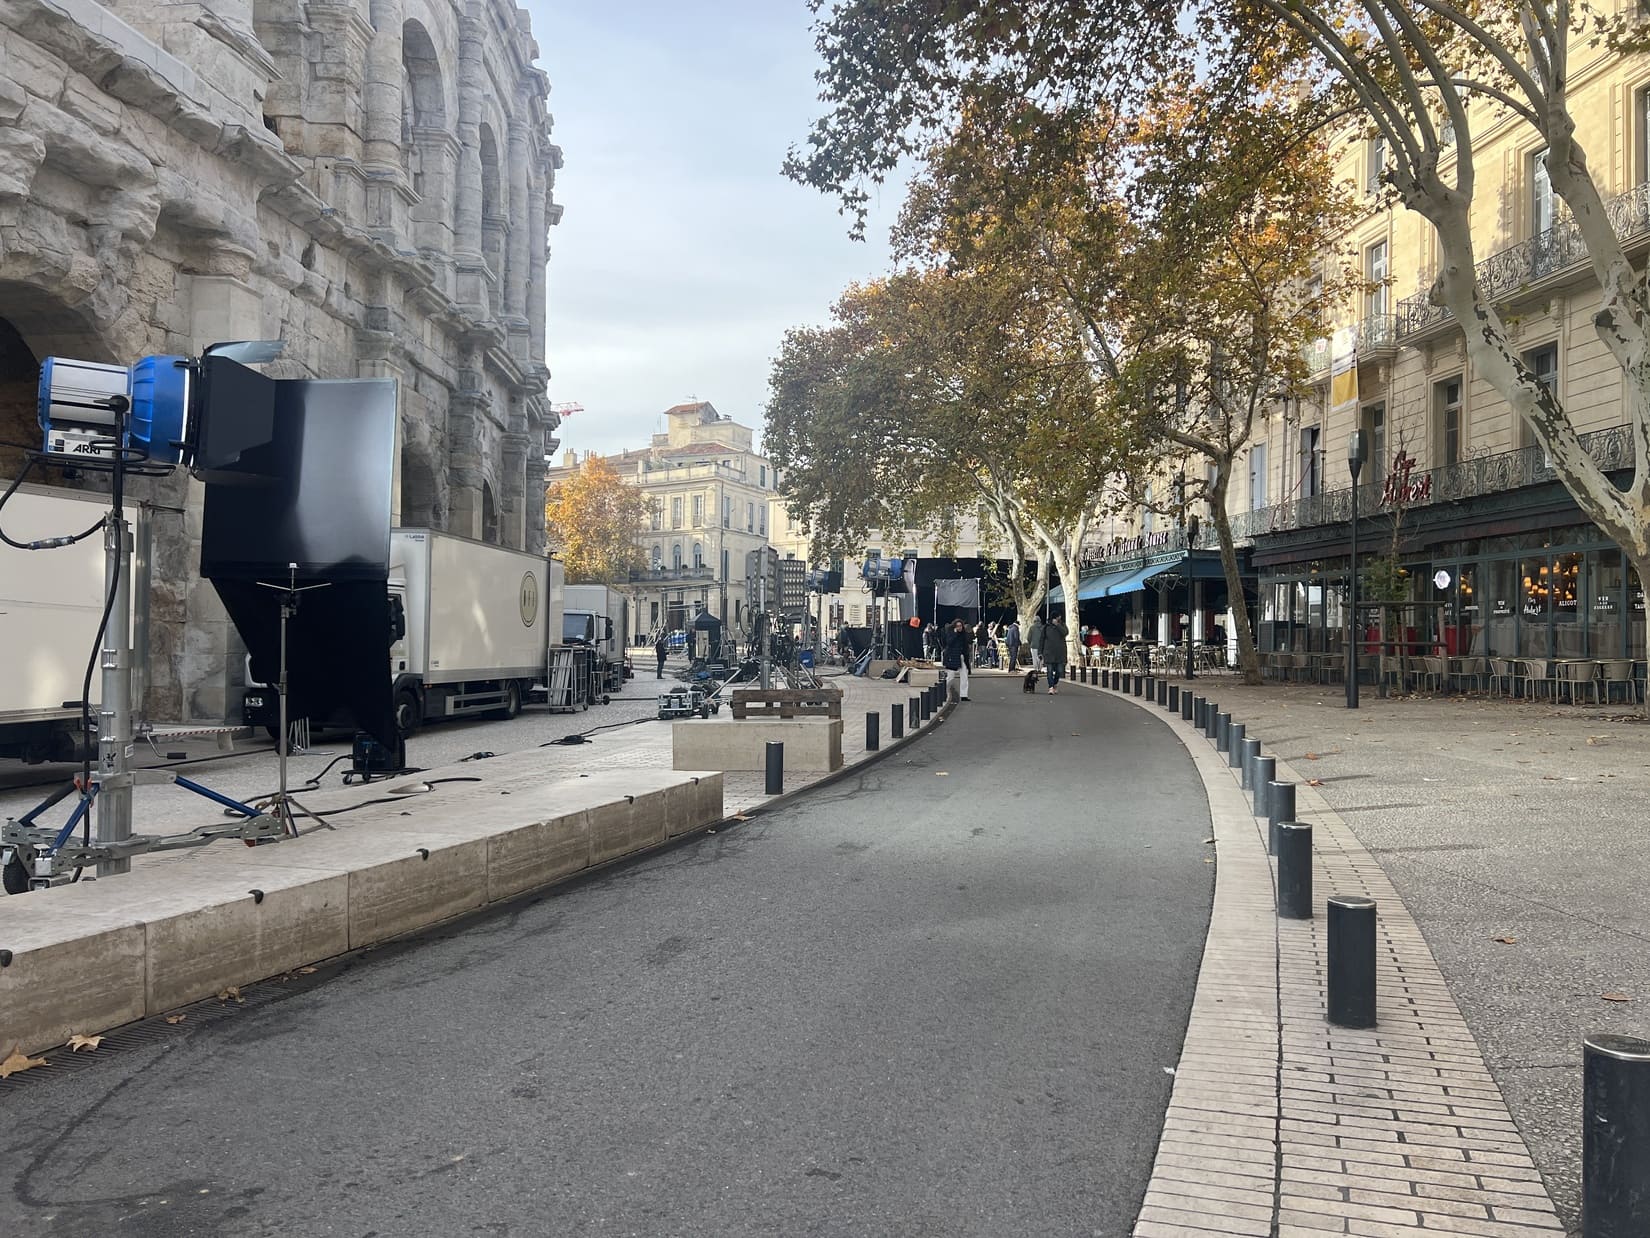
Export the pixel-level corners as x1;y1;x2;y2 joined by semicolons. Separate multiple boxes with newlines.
545;646;592;712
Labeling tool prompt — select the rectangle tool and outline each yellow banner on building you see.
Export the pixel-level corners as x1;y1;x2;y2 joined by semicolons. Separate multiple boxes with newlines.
1329;325;1359;418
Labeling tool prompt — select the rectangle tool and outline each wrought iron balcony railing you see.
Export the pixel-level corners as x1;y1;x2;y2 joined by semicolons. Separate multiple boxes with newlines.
629;565;717;583
1356;314;1398;352
1398;180;1650;337
1197;422;1634;547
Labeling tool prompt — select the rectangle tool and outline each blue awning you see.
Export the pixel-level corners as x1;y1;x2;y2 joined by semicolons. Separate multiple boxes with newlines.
1050;563;1143;605
1051;554;1228;604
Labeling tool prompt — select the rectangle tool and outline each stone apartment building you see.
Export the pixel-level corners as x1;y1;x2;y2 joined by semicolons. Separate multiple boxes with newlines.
0;0;561;723
1091;34;1650;669
548;402;778;640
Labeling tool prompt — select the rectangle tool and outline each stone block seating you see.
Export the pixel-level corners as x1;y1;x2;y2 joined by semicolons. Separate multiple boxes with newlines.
672;718;844;773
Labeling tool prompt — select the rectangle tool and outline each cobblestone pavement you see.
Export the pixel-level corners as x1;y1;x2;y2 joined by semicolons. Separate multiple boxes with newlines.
1098;670;1634;1234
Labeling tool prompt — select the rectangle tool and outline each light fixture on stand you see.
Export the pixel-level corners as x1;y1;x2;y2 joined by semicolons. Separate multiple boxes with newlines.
1347;430;1368;709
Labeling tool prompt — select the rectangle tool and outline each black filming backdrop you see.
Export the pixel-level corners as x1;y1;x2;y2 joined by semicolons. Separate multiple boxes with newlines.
199;365;398;747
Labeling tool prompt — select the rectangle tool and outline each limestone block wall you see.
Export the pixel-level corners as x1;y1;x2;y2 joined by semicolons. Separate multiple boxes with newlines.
0;0;562;723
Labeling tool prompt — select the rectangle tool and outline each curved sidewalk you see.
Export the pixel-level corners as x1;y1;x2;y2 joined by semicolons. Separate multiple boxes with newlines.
1083;678;1565;1237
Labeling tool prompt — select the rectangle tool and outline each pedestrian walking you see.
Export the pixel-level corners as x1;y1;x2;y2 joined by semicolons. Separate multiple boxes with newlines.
1041;615;1069;694
942;618;972;701
654;632;669;679
1027;615;1045;673
1005;619;1022;670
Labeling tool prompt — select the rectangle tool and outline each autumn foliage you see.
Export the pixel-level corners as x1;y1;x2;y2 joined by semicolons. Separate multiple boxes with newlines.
543;455;647;585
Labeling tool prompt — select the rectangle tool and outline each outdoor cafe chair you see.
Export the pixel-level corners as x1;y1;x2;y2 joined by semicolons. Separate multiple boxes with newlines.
1601;658;1639;705
1558;658;1601;705
1487;657;1515;697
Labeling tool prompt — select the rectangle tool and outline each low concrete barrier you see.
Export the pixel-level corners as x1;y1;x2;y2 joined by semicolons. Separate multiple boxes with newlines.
0;764;723;1056
672;718;843;773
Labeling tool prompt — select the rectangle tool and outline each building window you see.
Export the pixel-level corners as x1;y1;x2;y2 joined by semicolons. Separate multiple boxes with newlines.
1639;85;1650;184
1365;239;1389;318
1142;482;1154;533
651;544;662;568
1519;343;1559;452
759;465;767;488
1249;442;1268;511
746;501;754;532
723;497;732;528
672;543;682;569
758;505;767;535
1434;376;1463;466
1367;134;1386;195
671;497;682;529
1531;149;1554;237
692;542;703;570
721;548;729;580
692;494;703;526
1440;114;1456;149
1360;403;1386;479
1298;424;1321;498
650;500;662;532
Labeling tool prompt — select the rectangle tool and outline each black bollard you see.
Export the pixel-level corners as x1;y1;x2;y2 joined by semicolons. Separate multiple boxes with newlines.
1253;757;1276;818
1180;689;1193;721
1216;712;1232;751
1168;684;1180;712
1584;1034;1650;1236
1135;675;1145;698
1268;780;1295;856
1205;704;1220;740
1276;821;1312;919
891;702;904;740
1192;696;1206;730
1157;678;1168;707
921;690;932;721
866;711;880;752
1240;736;1261;789
908;698;919;731
765;741;784;795
1090;666;1098;686
1142;674;1153;699
1327;895;1378;1028
1227;722;1245;767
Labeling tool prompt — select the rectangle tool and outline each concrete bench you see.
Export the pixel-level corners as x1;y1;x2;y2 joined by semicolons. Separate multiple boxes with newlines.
672;718;843;773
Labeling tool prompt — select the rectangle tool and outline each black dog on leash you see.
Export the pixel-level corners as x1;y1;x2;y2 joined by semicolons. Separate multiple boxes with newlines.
1022;669;1040;694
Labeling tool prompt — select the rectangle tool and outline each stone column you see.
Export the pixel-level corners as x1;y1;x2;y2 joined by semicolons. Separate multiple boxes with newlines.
505;112;531;356
361;0;405;174
501;429;529;549
527;163;548;364
453;13;487;311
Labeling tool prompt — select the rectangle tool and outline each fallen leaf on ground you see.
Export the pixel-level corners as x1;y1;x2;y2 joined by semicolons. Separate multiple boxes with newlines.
165;1014;187;1025
730;814;751;822
1492;936;1518;944
1303;752;1320;760
217;987;244;1004
1203;857;1213;864
935;772;949;777
1542;775;1560;781
1603;993;1633;1002
1306;778;1325;787
0;1046;47;1078
67;1034;103;1053
298;967;317;976
1202;837;1215;845
1587;736;1610;746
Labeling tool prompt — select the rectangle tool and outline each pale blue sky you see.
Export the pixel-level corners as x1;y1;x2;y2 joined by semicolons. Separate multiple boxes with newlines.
528;1;901;456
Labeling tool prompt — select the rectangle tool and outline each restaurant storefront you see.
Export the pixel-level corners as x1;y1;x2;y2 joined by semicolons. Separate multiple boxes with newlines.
1246;434;1647;665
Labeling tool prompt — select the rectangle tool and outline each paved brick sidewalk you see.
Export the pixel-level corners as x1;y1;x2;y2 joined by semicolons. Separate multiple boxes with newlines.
1090;679;1567;1236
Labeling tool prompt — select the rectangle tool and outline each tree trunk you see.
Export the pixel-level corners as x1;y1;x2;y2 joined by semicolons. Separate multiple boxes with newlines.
1051;541;1086;671
1017;553;1050;636
1209;471;1261;685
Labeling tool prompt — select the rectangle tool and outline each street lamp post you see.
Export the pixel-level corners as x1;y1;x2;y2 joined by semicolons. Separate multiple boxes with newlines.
1346;431;1367;709
1175;471;1196;680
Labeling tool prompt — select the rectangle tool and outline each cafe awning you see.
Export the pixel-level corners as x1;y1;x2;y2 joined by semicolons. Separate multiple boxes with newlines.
1050;554;1229;604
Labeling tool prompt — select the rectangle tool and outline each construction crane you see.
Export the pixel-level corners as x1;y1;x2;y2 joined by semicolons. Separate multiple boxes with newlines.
551;401;583;420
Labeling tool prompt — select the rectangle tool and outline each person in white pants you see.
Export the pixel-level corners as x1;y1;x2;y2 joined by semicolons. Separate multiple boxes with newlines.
941;618;972;701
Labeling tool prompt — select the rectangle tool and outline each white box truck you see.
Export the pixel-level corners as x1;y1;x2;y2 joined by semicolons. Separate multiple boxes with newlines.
562;583;631;694
0;483;147;763
242;528;560;737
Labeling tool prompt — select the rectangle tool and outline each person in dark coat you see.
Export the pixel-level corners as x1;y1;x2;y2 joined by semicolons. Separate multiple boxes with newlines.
941;618;972;701
1041;615;1069;694
654;632;669;678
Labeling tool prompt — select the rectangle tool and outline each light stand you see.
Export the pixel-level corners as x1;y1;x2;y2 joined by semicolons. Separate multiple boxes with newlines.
1176;471;1196;681
252;565;333;835
1347;430;1367;709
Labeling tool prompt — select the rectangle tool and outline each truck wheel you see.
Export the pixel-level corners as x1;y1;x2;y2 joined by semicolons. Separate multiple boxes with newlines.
489;681;522;721
394;687;422;739
3;852;28;895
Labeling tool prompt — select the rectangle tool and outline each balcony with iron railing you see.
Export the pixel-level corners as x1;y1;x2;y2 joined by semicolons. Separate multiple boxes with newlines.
630;565;718;584
1201;422;1634;547
1300;313;1398;380
1397;180;1650;339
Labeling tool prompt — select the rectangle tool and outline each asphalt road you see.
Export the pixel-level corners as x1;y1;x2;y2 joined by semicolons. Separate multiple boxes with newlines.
0;676;1214;1238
